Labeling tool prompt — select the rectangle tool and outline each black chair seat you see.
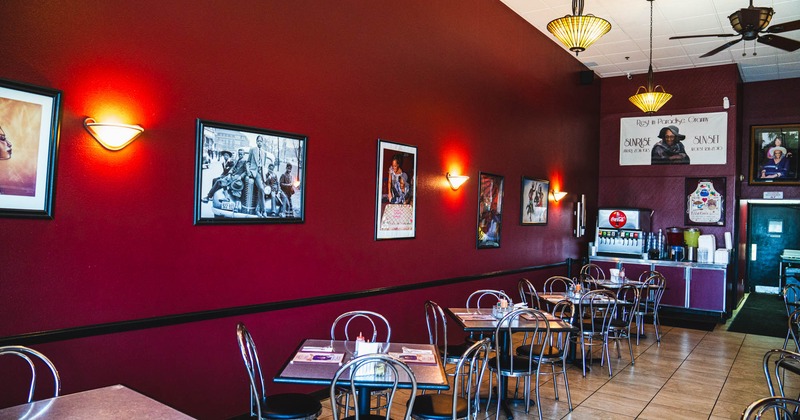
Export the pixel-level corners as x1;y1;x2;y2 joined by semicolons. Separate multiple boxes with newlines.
342;416;388;420
487;355;537;373
609;319;629;329
261;393;322;419
516;344;562;359
410;394;469;419
776;358;800;376
439;343;470;361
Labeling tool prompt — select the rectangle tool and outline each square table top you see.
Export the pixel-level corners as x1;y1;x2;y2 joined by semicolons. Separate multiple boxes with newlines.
445;307;574;333
538;292;631;307
274;339;448;391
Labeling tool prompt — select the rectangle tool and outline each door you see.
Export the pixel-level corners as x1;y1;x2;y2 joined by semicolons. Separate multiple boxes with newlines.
747;203;800;293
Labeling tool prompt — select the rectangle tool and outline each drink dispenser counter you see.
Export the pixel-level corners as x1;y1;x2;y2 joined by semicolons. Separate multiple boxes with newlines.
595;208;653;258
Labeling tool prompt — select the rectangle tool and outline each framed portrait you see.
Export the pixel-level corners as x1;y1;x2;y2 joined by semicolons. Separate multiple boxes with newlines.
194;119;306;224
520;177;549;225
749;124;799;185
476;172;504;249
0;79;62;218
685;177;726;226
375;139;416;240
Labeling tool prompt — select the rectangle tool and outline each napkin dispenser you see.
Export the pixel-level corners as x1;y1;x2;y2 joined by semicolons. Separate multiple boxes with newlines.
353;341;384;377
714;249;731;265
697;234;716;263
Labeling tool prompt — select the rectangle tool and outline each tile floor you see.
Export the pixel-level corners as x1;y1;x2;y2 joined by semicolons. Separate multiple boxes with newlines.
317;319;800;419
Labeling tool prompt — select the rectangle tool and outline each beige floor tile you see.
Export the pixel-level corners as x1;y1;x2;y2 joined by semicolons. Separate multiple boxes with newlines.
650;389;716;415
638;402;710;420
580;390;648;417
564;405;636;419
661;376;722;398
596;380;661;401
711;399;749;420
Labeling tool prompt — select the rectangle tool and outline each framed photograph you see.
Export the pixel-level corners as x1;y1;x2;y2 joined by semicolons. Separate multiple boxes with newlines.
194;119;306;224
0;79;62;218
375;139;416;240
520;177;549;225
749;124;799;185
476;172;504;249
685;177;726;226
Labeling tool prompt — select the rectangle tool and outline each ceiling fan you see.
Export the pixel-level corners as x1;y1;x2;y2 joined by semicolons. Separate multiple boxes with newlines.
669;0;800;58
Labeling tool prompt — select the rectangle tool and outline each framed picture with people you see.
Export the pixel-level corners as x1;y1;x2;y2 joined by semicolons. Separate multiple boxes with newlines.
520;177;549;225
193;119;307;224
374;139;417;240
0;78;62;219
749;124;799;185
476;172;504;249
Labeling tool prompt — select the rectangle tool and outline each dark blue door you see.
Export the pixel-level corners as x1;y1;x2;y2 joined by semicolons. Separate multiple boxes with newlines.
747;203;800;292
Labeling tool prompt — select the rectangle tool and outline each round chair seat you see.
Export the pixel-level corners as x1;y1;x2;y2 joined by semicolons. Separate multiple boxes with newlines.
439;343;470;362
487;355;536;374
342;415;389;420
262;393;322;419
516;344;562;359
410;393;469;419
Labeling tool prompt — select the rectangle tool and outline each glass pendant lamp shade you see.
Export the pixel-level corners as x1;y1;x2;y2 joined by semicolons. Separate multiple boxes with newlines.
547;0;611;55
629;0;672;114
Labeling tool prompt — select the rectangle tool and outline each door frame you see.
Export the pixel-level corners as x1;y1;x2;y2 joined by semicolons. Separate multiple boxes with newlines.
744;199;800;294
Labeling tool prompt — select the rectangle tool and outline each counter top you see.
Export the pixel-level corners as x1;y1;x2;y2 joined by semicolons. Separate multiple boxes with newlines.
590;255;728;269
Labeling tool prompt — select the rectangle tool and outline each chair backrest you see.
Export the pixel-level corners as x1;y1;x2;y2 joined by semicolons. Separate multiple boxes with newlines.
550;300;574;351
784;284;800;315
495;308;550;374
763;348;800;398
614;284;640;328
580;264;606;280
638;270;662;283
330;310;391;343
640;273;666;310
577;290;617;335
787;309;800;351
517;278;540;309
424;300;451;360
741;396;800;419
236;323;267;419
466;289;512;309
449;338;491;418
544;276;574;293
0;345;61;404
330;354;416;420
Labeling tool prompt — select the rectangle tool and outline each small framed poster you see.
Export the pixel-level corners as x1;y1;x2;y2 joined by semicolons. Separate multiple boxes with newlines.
375;139;417;240
749;124;799;185
685;177;725;226
476;172;504;249
520;177;549;225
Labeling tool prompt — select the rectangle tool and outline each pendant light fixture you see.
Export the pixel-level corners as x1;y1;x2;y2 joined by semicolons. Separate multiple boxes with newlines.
547;0;612;56
629;0;672;114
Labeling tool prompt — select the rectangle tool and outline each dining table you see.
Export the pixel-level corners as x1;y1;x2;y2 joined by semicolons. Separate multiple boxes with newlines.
0;384;193;419
274;339;448;415
445;307;575;420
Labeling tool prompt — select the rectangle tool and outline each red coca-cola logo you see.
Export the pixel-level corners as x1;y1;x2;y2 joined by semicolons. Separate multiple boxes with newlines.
608;210;627;228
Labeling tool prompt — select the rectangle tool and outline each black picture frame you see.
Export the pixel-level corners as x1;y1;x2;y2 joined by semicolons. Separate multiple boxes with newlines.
520;176;549;225
374;139;417;240
194;119;306;224
476;172;504;249
685;177;726;226
0;78;62;219
749;124;799;185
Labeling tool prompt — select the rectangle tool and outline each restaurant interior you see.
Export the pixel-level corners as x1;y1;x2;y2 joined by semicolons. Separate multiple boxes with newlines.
1;1;800;418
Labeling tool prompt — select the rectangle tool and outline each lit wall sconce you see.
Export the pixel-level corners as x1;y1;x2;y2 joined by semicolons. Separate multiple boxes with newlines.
84;117;144;151
551;190;568;202
446;172;469;190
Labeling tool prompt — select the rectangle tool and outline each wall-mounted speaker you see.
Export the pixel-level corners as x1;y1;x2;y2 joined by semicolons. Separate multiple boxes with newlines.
579;70;595;85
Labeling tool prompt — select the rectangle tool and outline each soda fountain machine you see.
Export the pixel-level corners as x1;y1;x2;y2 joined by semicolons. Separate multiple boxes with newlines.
595;208;653;258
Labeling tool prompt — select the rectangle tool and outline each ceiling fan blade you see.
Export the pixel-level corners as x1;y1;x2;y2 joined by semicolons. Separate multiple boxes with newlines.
757;34;800;52
669;34;738;40
766;19;800;34
699;38;743;58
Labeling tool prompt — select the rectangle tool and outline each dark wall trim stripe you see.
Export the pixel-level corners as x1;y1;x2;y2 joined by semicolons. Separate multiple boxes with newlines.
0;260;573;346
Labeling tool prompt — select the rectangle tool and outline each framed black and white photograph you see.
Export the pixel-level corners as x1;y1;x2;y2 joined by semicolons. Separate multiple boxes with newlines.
476;172;504;249
0;78;62;218
749;124;799;185
520;177;549;225
194;119;306;224
375;139;417;240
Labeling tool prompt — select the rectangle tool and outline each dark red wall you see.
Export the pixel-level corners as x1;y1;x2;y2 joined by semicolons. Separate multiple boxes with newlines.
0;1;599;417
597;65;740;242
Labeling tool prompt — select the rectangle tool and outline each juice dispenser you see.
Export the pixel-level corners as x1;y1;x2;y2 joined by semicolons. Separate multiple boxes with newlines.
595;208;652;258
684;228;701;262
665;227;685;261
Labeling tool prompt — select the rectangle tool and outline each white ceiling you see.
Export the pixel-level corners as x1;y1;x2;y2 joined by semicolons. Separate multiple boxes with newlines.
501;0;800;82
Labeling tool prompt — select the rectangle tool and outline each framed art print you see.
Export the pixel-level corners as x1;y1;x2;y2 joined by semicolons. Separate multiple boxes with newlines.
0;78;62;218
194;119;306;224
685;177;725;226
520;177;549;225
476;172;504;249
749;124;799;185
375;139;417;240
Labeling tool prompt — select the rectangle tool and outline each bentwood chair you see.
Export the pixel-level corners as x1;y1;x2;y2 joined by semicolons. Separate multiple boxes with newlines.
487;308;550;419
543;276;574;294
580;264;606;281
741;396;800;419
763;349;800;400
518;278;541;310
465;289;513;346
607;284;640;367
424;301;469;371
786;309;800;352
330;354;417;420
330;311;392;417
0;345;61;404
634;273;666;345
235;323;322;420
572;289;617;377
410;338;490;420
785;286;800;349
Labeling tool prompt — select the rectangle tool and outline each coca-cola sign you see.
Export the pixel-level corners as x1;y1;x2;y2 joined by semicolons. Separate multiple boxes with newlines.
608;210;627;229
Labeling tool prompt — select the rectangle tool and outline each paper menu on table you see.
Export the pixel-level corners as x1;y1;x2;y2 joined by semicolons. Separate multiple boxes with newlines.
291;352;344;364
388;352;437;364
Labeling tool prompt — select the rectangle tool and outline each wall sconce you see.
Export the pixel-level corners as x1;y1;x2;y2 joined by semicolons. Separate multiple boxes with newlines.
446;172;469;190
84;117;144;151
551;190;568;202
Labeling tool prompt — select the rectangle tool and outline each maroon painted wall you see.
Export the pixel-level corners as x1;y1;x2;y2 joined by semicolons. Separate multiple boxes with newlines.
0;1;599;417
597;65;740;244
